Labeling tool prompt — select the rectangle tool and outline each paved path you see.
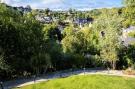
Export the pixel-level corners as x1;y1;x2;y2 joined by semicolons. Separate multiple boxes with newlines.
3;70;135;89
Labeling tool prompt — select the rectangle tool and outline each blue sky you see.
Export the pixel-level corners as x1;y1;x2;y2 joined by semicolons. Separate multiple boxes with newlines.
3;0;123;10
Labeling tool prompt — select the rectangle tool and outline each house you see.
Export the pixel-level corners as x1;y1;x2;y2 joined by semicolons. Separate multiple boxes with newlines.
53;17;59;22
122;26;135;38
58;21;69;33
123;26;135;33
74;17;94;28
35;15;53;24
35;15;44;23
44;16;53;23
121;26;135;46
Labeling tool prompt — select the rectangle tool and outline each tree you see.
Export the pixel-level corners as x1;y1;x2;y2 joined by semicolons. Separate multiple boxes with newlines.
93;15;122;69
42;24;63;71
30;53;51;74
62;26;101;68
125;45;135;68
0;51;9;80
0;4;52;78
0;53;8;71
45;8;50;16
122;0;135;27
26;5;31;10
100;44;118;70
123;0;135;7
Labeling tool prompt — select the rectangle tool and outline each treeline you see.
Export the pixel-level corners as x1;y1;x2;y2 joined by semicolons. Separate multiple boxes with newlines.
0;0;135;80
0;4;50;79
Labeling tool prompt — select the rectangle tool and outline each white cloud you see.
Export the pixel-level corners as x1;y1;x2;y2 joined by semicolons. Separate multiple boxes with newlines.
42;0;62;4
3;0;21;3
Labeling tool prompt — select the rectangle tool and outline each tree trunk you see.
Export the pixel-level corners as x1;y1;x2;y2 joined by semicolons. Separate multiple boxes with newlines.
112;61;116;70
43;65;48;74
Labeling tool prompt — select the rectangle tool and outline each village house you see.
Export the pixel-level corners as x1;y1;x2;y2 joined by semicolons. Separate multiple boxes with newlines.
122;26;135;38
35;15;53;24
74;17;94;28
121;26;135;46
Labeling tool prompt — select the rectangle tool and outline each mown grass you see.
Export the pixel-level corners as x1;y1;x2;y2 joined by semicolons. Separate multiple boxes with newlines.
14;75;135;89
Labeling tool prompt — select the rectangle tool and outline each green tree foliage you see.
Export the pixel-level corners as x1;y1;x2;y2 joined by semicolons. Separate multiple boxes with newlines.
122;0;135;27
0;3;51;79
118;44;135;69
92;15;122;69
45;8;50;16
126;45;135;68
128;31;135;37
62;26;101;68
30;53;51;74
0;53;9;71
123;0;135;6
42;24;63;70
1;0;135;80
63;27;99;54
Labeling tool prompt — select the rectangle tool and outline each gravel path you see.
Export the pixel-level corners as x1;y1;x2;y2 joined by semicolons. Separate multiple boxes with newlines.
2;69;135;89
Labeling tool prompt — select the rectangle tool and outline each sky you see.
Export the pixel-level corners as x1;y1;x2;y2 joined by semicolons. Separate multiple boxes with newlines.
2;0;123;10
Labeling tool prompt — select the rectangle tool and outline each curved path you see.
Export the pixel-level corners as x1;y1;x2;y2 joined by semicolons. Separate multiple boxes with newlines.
3;70;135;89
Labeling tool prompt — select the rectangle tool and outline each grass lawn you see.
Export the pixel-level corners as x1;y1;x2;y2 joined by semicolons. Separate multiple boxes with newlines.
14;75;135;89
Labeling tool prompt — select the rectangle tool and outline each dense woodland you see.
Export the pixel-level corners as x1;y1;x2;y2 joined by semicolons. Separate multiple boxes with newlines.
0;0;135;80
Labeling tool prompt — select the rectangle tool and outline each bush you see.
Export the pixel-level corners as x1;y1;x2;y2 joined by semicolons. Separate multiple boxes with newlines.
128;31;135;37
123;68;135;75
